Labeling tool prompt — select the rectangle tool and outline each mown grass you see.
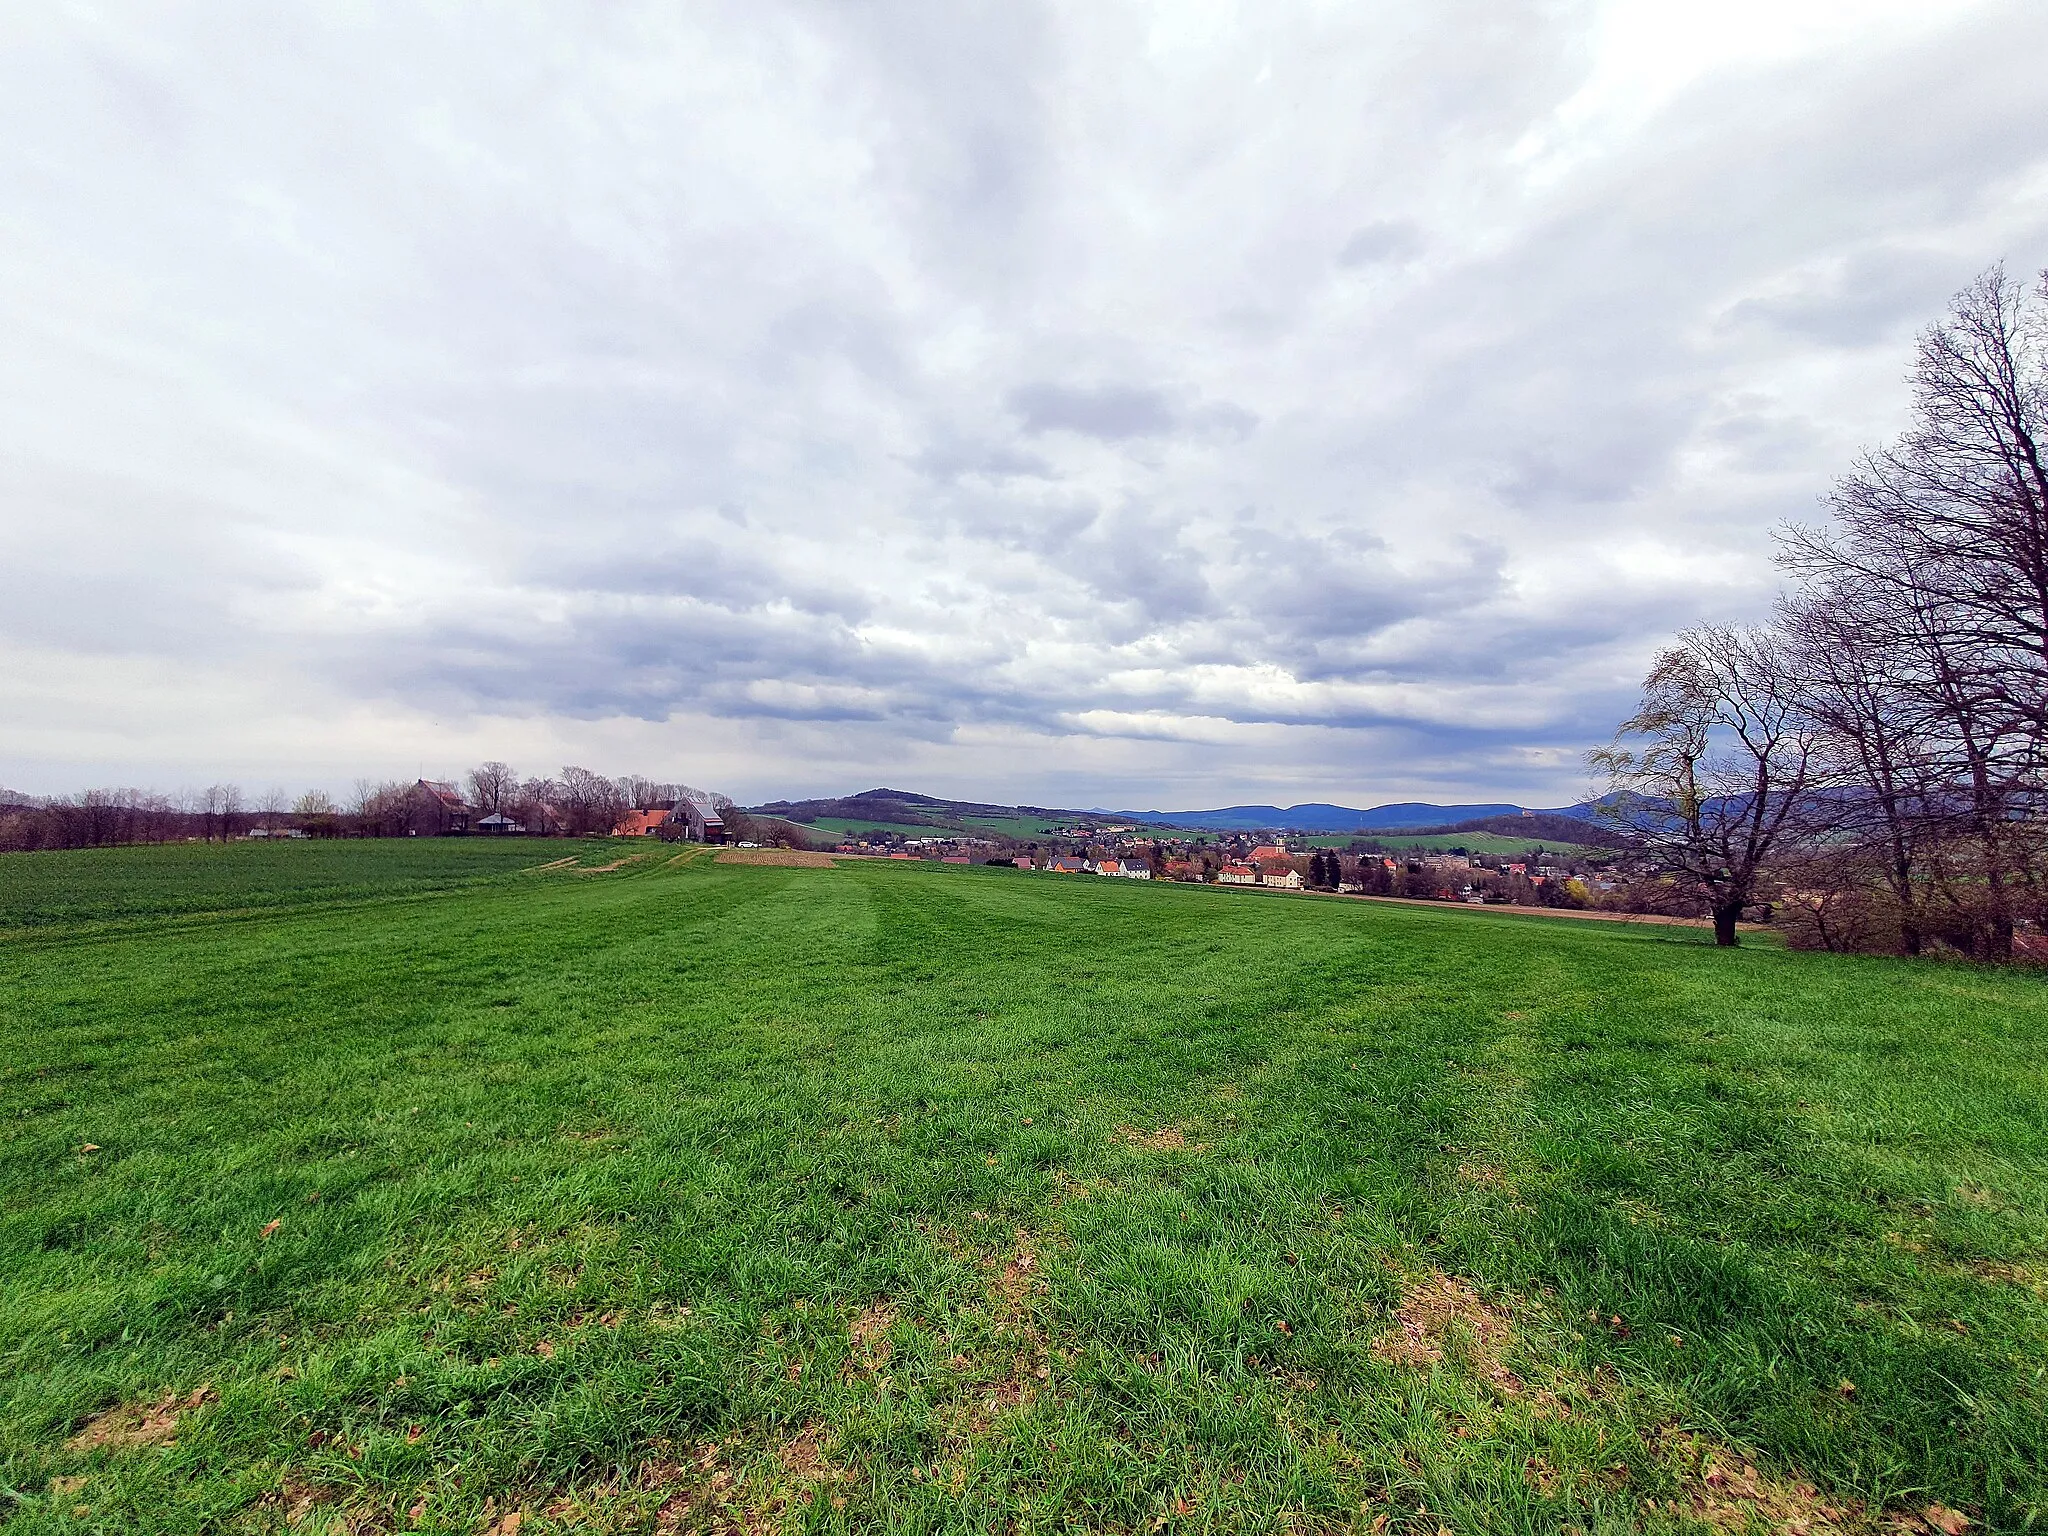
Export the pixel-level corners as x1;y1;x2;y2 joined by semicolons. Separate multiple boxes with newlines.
2;846;2045;1533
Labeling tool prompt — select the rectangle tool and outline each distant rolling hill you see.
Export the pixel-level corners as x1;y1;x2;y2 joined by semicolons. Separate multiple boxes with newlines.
1108;801;1595;833
750;788;1603;839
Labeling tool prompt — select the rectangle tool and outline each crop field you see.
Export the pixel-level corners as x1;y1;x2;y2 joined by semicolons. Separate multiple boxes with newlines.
0;838;557;931
4;845;2047;1534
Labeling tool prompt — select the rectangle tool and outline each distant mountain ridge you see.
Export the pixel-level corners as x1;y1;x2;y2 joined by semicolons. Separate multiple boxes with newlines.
750;787;1600;836
1103;801;1577;832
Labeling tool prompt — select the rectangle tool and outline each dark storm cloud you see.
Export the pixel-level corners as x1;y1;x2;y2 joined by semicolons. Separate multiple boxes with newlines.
3;1;2048;803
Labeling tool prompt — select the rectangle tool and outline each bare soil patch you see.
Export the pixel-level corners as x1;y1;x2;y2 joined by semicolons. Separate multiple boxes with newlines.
1370;1271;1539;1402
714;848;839;867
1116;1123;1209;1153
65;1385;213;1453
847;1300;897;1370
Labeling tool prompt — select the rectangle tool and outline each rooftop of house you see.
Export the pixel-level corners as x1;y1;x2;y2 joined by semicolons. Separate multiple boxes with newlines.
417;779;467;811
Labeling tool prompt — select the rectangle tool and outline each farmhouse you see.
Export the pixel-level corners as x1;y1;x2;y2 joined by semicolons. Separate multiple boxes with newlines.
614;809;669;837
1044;856;1087;873
476;812;526;835
413;780;471;836
668;793;727;844
1260;868;1304;890
1218;864;1257;885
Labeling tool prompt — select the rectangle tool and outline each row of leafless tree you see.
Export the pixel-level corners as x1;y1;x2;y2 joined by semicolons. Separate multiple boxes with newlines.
0;764;727;851
1595;266;2048;960
0;784;271;850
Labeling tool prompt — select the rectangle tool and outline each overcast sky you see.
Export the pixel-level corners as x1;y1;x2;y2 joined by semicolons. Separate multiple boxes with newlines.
4;1;2046;811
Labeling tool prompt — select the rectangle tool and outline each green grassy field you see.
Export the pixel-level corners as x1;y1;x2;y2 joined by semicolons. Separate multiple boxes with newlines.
958;816;1064;839
800;818;956;841
0;838;558;931
3;844;2045;1534
1346;833;1598;858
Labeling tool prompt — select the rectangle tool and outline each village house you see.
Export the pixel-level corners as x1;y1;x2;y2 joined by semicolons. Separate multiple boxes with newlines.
1044;855;1087;873
1260;867;1304;890
661;792;726;844
412;779;471;836
1218;863;1258;885
614;808;669;837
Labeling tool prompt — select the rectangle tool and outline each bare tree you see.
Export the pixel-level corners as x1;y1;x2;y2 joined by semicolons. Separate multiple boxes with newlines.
467;761;516;815
1591;625;1826;946
1779;265;2048;960
255;786;289;832
556;766;625;836
617;774;661;811
1777;577;1940;953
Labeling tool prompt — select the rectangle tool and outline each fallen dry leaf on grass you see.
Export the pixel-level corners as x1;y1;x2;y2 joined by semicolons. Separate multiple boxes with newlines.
1922;1506;1969;1534
405;1424;423;1443
80;1144;100;1154
534;1340;555;1358
259;1219;280;1240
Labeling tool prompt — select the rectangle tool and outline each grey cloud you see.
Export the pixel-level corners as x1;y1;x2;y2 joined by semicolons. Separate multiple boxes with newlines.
1007;382;1179;440
913;435;1053;482
1336;219;1424;267
1722;247;1964;345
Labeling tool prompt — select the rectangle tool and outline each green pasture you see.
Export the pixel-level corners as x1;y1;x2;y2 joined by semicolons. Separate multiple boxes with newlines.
798;818;956;841
1349;832;1600;858
2;843;2045;1533
958;816;1063;839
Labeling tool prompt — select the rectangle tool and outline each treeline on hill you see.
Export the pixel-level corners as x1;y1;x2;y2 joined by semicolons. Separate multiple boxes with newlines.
1415;812;1636;848
1599;265;2048;960
0;765;809;852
